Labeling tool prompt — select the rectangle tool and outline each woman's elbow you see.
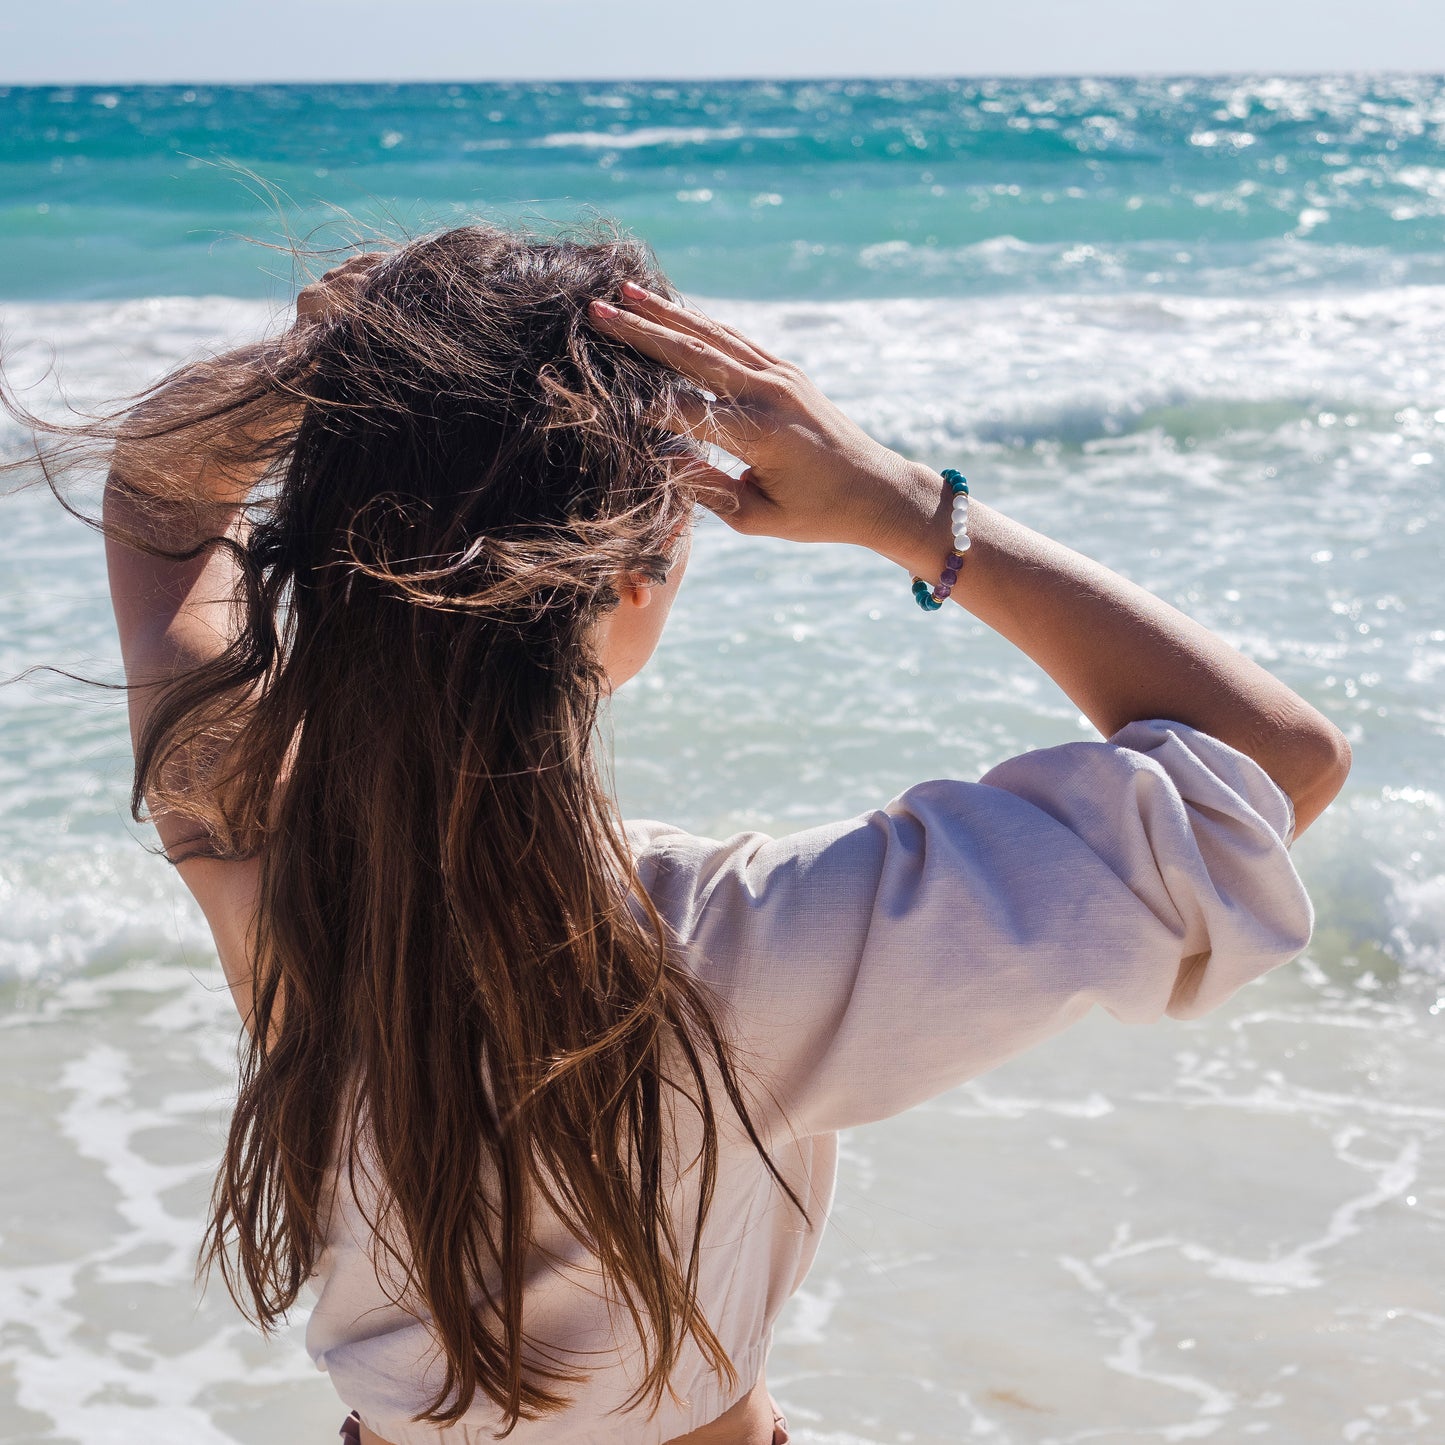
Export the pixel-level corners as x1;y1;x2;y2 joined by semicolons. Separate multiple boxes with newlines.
1287;724;1352;840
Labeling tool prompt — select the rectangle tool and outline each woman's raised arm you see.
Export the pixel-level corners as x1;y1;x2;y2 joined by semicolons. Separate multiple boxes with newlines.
588;285;1351;838
102;257;384;1026
104;345;275;850
102;341;289;1025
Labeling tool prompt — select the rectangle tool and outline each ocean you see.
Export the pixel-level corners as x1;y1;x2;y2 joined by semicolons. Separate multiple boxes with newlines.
1;76;1443;1443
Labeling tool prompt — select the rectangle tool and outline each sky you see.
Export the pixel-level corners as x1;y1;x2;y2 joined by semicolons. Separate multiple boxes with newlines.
4;0;1444;85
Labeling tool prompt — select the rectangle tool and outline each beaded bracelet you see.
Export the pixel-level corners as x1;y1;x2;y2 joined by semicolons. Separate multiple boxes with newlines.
910;469;971;612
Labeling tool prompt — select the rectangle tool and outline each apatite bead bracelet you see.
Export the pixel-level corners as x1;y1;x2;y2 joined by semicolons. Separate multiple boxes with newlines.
910;468;971;612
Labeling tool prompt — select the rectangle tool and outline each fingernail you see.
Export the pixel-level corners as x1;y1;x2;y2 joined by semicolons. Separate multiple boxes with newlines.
591;299;619;318
621;281;649;301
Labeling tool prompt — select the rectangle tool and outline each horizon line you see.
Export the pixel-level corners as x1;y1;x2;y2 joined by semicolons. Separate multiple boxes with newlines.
5;68;1445;89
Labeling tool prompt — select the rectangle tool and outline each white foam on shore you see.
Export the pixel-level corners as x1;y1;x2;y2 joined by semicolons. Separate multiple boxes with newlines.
0;995;324;1444
5;286;1445;451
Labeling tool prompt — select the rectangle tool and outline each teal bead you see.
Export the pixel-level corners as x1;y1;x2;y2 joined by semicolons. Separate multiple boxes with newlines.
911;578;942;611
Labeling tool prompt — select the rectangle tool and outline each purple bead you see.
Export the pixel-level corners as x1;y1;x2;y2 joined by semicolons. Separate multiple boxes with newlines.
946;552;965;568
940;567;959;584
931;583;950;601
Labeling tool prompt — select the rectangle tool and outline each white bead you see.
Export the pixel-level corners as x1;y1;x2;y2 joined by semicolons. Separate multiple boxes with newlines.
953;532;972;552
951;498;970;518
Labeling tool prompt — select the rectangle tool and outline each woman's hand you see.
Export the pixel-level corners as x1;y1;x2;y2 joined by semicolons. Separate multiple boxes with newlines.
295;251;388;327
589;285;1351;838
588;283;935;550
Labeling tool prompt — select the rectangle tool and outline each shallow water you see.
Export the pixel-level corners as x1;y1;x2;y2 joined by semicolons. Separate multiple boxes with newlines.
2;76;1444;1445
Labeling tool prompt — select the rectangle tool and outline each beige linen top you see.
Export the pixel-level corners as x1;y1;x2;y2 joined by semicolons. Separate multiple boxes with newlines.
303;719;1313;1444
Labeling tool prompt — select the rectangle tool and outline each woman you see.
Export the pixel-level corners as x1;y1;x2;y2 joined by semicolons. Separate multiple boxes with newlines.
88;224;1347;1444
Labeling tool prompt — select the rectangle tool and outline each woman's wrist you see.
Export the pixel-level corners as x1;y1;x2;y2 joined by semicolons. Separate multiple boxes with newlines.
854;457;956;563
863;458;992;590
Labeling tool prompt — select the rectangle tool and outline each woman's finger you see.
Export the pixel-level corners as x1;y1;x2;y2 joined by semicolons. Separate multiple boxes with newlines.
655;397;773;485
704;465;777;535
669;455;775;534
312;253;386;290
620;283;780;370
655;391;715;442
671;455;745;516
297;253;388;324
588;301;756;399
653;391;755;451
325;252;387;277
695;311;785;368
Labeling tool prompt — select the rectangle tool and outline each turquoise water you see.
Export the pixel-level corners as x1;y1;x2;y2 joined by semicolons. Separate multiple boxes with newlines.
2;77;1444;1445
5;76;1445;300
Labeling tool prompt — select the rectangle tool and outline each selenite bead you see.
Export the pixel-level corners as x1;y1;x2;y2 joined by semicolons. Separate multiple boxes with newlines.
952;498;970;516
953;533;972;552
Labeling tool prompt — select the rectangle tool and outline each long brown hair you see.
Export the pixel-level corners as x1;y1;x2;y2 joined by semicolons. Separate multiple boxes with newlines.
8;224;802;1429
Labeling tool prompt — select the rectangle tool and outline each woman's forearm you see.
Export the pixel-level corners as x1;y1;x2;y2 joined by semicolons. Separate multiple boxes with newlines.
871;463;1351;836
103;345;285;724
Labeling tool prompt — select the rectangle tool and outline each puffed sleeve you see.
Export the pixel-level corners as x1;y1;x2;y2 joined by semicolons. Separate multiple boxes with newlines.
626;719;1313;1138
